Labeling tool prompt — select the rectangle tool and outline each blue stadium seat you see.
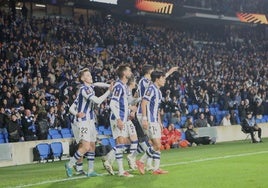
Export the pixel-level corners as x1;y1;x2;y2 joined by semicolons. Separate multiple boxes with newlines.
162;119;168;128
174;123;181;129
109;138;116;147
180;131;186;140
188;105;193;113
260;117;266;123
0;138;5;143
60;128;72;138
0;133;7;143
51;134;62;139
192;104;199;111
264;115;268;122
98;126;106;132
209;108;217;116
60;128;71;135
103;129;112;136
50;142;63;160
180;116;187;125
101;138;110;146
61;133;72;138
36;143;51;162
255;119;262;124
49;129;62;139
49;129;60;136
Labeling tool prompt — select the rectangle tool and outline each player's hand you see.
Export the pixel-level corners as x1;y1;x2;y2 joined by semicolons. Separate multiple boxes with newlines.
76;112;86;118
166;66;179;78
142;120;149;130
117;119;124;130
129;105;137;112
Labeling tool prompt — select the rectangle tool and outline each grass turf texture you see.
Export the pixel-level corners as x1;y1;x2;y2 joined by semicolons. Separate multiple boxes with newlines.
1;138;268;188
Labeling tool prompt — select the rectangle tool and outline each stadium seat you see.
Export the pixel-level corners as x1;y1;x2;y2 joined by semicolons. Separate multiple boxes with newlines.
174;123;181;129
36;143;51;162
50;142;63;160
51;134;62;139
209;108;217;116
180;131;186;140
60;128;72;138
0;132;8;143
98;125;106;135
103;129;112;136
255;119;262;124
109;138;116;147
192;104;199;111
180;116;187;125
263;115;268;122
98;125;106;132
49;129;62;139
162;120;168;128
188;105;193;113
0;138;5;143
101;138;110;146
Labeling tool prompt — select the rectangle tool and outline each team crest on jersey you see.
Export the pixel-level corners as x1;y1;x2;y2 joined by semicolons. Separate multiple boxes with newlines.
145;89;152;96
85;88;92;95
114;90;120;97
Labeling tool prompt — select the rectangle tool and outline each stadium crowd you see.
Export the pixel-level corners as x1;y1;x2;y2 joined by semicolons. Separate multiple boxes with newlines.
0;6;267;143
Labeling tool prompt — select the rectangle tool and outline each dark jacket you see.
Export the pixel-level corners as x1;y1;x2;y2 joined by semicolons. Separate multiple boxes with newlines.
6;120;24;142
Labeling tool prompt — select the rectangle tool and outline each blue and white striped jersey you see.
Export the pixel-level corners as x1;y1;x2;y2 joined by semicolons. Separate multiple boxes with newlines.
75;84;95;122
142;83;162;123
137;77;151;115
110;80;129;122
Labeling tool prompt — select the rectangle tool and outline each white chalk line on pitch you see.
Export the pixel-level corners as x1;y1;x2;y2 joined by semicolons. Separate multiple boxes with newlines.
8;150;268;188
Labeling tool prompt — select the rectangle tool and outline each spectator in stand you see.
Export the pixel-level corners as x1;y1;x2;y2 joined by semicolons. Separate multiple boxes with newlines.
179;97;189;116
244;99;252;114
207;115;217;127
160;91;175;125
194;113;209;127
184;116;194;128
6;113;24;142
253;97;264;120
21;109;37;141
185;123;216;146
221;91;232;111
170;110;182;127
0;9;267;142
230;110;239;125
238;100;247;122
221;113;232;126
35;112;49;140
203;105;211;120
47;106;57;129
0;107;9;142
161;123;181;149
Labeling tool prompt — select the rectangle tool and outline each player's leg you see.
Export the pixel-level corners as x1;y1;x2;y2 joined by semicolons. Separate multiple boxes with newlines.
150;123;168;175
102;147;116;175
135;114;153;171
126;120;138;170
85;120;101;177
71;123;85;175
111;119;134;177
65;122;90;177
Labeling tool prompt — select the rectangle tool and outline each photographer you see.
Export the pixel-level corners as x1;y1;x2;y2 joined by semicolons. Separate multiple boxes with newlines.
241;111;262;143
